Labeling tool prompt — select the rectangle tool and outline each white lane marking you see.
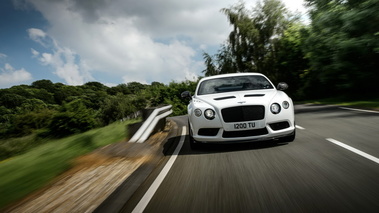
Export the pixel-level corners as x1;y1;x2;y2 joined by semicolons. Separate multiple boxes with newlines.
132;126;187;213
296;125;305;130
340;107;379;114
326;138;379;164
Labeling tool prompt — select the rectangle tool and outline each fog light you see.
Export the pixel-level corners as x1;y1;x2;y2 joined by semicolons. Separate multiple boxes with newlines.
194;108;202;117
282;101;289;109
204;109;215;120
270;103;281;114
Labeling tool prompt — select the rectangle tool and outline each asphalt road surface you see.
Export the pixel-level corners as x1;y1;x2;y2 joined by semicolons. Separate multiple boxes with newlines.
121;104;379;213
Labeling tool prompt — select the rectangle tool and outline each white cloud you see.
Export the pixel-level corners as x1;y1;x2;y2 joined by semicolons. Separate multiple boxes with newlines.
28;28;93;85
23;0;307;85
0;53;7;59
22;0;240;85
31;48;40;57
27;28;48;47
0;63;33;88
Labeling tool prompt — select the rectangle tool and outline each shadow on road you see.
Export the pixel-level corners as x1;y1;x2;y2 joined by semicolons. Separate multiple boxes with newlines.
163;134;289;156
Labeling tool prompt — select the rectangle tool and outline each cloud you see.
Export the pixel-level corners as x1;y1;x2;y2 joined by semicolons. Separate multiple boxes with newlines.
28;28;93;85
0;63;33;88
27;28;48;46
22;0;307;85
0;53;7;59
31;48;40;57
21;0;240;85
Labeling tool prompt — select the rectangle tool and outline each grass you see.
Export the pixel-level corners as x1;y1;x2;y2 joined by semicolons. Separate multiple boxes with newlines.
0;134;44;161
296;98;379;111
0;120;137;209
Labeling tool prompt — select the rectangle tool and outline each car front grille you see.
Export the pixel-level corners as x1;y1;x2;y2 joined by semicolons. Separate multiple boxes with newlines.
221;105;265;122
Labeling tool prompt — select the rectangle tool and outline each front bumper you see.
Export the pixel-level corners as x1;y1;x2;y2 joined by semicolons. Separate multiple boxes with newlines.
191;120;295;143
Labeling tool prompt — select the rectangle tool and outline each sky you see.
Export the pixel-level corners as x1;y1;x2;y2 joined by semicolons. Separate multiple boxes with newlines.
0;0;308;88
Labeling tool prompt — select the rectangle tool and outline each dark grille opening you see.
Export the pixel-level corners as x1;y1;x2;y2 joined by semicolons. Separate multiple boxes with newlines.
198;128;219;136
269;121;290;131
221;105;265;122
222;128;268;138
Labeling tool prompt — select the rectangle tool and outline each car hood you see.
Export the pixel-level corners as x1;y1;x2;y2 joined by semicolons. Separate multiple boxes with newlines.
194;90;280;109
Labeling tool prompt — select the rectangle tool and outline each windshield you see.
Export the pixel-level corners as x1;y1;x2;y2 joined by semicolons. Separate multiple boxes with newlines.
197;75;274;95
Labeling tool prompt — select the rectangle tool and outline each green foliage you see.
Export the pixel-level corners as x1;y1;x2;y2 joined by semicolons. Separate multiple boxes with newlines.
0;134;43;161
303;0;379;98
275;23;310;99
163;80;198;116
0;77;198;144
11;110;55;136
48;99;98;137
0;120;136;209
99;93;138;125
203;0;295;82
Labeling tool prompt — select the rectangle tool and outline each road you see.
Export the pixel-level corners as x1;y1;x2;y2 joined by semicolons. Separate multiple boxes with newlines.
121;104;379;212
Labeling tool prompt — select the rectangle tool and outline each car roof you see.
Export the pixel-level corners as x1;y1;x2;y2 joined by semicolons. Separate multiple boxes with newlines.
200;72;266;81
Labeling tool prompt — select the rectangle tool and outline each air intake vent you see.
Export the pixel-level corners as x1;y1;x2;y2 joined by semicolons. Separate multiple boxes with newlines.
244;94;265;97
269;121;290;131
223;127;268;138
214;96;236;101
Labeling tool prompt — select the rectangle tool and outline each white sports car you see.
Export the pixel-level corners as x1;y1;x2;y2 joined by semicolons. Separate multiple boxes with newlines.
181;73;295;149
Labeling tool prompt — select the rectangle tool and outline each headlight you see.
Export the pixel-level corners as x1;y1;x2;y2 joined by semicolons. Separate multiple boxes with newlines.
282;101;289;109
270;103;281;114
194;108;202;117
204;109;215;120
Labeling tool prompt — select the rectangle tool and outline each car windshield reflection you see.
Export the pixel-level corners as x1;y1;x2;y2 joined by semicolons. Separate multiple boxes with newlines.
197;75;274;95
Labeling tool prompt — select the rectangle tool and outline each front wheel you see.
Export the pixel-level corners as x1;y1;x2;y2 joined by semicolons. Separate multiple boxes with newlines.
189;135;201;150
188;122;201;150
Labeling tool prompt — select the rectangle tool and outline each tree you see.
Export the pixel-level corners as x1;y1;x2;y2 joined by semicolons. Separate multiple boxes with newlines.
48;99;98;137
276;23;310;98
31;80;55;93
106;84;131;95
82;81;108;91
203;0;295;83
127;82;146;94
303;0;379;98
98;94;138;125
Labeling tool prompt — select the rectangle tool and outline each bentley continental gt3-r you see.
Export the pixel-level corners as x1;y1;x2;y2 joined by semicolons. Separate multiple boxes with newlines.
181;73;295;149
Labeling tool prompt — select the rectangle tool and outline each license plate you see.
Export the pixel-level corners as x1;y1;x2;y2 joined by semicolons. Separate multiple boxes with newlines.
233;122;255;129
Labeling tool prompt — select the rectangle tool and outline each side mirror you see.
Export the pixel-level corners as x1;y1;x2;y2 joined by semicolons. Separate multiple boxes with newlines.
277;82;288;91
181;91;192;99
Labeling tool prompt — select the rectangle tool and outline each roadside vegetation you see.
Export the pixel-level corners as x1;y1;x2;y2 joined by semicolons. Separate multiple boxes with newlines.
203;0;378;101
0;80;196;160
0;0;378;209
0;120;137;208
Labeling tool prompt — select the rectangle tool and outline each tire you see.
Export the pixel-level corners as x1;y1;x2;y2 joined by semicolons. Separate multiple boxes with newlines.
279;129;296;143
189;135;201;150
188;121;201;150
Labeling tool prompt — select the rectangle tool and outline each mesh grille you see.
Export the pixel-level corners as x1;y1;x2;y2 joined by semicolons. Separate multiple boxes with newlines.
221;105;265;122
269;121;290;131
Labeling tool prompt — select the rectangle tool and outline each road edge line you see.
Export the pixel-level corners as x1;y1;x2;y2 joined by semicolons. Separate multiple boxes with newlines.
132;126;187;213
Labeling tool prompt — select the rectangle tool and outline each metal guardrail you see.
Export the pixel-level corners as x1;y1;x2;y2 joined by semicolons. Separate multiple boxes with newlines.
129;105;173;143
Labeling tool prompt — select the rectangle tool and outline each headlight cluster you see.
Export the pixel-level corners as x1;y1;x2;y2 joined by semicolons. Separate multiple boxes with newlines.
194;108;215;120
270;101;290;114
